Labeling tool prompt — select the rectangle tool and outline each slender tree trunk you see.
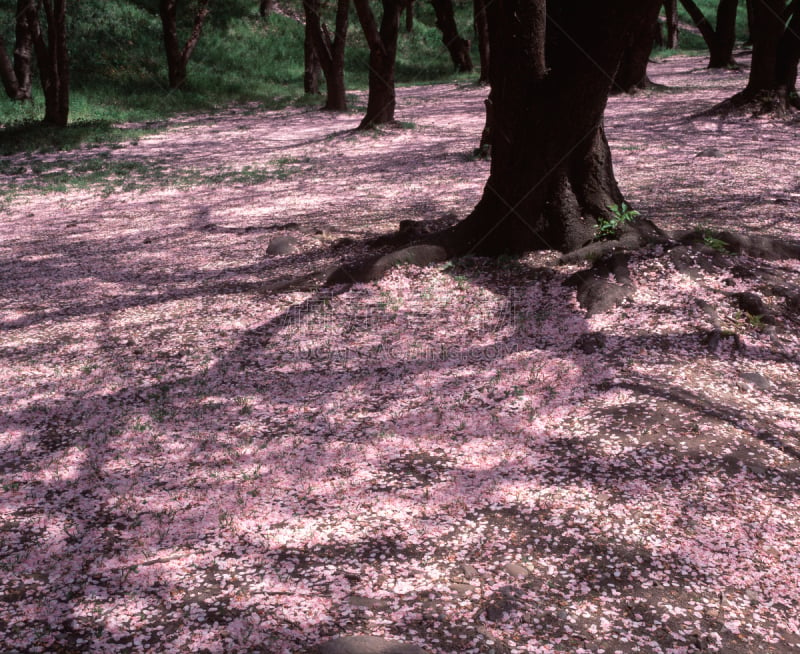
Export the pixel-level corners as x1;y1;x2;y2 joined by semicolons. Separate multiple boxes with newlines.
304;0;350;110
709;0;738;68
431;0;472;72
612;1;663;93
473;0;490;83
303;3;321;94
443;0;661;257
28;0;69;125
664;0;679;48
405;0;414;32
159;0;210;89
353;0;401;129
259;0;274;18
679;0;738;68
0;0;35;100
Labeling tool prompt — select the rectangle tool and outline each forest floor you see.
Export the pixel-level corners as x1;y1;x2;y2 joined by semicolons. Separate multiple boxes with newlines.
1;54;800;654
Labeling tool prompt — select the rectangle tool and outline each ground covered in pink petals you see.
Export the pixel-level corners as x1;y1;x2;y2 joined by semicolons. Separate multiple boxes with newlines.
1;55;800;653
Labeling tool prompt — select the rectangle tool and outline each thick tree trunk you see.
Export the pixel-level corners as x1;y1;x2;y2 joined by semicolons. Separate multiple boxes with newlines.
159;0;209;89
664;0;679;49
612;1;663;93
776;0;800;107
304;0;350;110
441;0;660;257
29;0;69;126
353;0;401;129
473;0;490;83
745;0;784;92
431;0;473;72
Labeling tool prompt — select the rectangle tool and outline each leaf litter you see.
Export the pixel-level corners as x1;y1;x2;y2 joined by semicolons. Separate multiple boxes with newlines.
1;55;799;653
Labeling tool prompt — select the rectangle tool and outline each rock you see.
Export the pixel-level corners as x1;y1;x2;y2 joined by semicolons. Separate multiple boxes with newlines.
266;235;301;255
450;583;474;597
314;635;429;654
696;147;723;158
574;332;606;354
734;291;766;315
503;562;531;579
460;563;481;580
347;595;389;610
739;372;770;390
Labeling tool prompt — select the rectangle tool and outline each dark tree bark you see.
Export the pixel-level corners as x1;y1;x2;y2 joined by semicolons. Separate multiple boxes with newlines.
353;0;402;129
664;0;679;48
405;0;414;32
303;3;321;94
431;0;473;72
438;0;663;257
259;0;274;18
473;0;489;82
776;0;800;107
0;0;36;100
159;0;210;89
612;1;663;93
28;0;69;126
304;0;350;110
679;0;739;68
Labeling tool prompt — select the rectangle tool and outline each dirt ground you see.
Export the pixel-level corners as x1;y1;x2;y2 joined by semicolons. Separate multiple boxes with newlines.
1;54;799;653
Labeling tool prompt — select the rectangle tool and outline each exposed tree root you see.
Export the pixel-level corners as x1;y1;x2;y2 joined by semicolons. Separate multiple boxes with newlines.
302;218;800;316
693;89;799;118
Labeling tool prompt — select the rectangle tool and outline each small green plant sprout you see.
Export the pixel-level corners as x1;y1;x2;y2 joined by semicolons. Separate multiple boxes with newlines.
702;231;729;253
597;202;640;238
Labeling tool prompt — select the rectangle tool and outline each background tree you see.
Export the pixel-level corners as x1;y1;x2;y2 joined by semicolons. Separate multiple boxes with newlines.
0;0;35;100
679;0;740;68
159;0;210;89
303;0;350;110
663;0;679;48
303;0;321;94
353;0;401;128
473;0;489;82
612;1;664;93
431;0;472;72
28;0;69;125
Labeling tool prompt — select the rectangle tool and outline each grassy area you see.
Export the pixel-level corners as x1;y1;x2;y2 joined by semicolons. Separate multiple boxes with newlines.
0;0;475;152
0;0;750;154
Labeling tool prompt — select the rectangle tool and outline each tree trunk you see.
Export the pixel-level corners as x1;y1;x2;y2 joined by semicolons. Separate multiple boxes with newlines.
745;0;784;93
612;1;663;93
304;4;321;94
0;0;35;100
679;0;738;68
664;0;679;48
473;0;490;82
304;0;350;110
159;0;210;89
405;0;414;32
431;0;473;72
709;0;738;68
28;0;69;126
776;0;800;106
259;0;274;19
442;0;661;257
353;0;401;129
